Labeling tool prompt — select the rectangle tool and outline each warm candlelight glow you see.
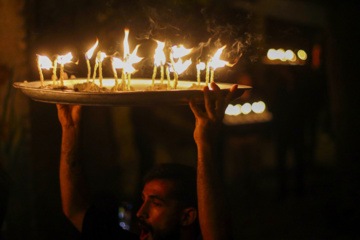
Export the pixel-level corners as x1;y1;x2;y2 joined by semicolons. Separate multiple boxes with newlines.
152;40;166;87
208;46;229;70
171;58;192;75
86;40;99;83
58;52;73;65
126;45;143;73
86;39;99;60
96;52;107;63
37;55;53;69
225;104;241;116
196;62;205;85
123;29;130;59
285;50;296;62
58;52;73;86
154;41;166;67
241;103;252;115
252;101;266;114
196;62;206;71
171;45;192;59
37;55;52;87
297;49;307;60
208;46;229;83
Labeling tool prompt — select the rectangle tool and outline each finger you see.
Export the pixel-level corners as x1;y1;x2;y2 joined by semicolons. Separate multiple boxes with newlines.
225;84;238;106
189;98;205;118
72;105;82;125
211;82;224;116
204;86;216;119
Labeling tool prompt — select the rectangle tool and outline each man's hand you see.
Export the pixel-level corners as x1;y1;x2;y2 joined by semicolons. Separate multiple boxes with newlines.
189;82;238;146
57;104;82;130
189;82;237;240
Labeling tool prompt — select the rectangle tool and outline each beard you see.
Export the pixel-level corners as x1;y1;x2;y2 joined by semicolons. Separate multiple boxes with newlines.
138;219;181;240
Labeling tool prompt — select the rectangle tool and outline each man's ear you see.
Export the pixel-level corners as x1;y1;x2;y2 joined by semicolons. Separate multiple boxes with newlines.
181;207;198;227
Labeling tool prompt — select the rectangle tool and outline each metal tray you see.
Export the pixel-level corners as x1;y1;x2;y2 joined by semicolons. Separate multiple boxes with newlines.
13;79;251;106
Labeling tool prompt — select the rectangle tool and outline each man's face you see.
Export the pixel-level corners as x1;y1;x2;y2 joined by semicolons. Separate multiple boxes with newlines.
137;179;183;240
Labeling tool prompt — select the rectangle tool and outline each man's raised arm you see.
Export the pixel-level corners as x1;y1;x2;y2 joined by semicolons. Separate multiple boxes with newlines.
57;104;90;231
190;82;238;240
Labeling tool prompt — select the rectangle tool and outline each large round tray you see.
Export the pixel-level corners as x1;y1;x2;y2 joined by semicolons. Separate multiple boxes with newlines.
13;79;251;106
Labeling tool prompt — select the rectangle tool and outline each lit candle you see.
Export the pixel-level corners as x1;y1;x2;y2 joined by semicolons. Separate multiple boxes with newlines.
170;45;193;89
196;61;205;85
169;54;178;89
112;57;124;91
208;46;228;84
36;55;52;88
160;65;164;84
171;57;192;89
205;60;210;85
97;51;107;88
92;57;98;83
166;65;171;87
152;65;157;87
52;55;58;86
111;57;119;91
58;52;73;87
210;67;214;83
127;73;131;91
121;29;142;90
85;39;98;83
153;40;166;88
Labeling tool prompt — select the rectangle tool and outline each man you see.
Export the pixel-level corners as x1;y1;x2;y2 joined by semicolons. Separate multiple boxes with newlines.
57;82;238;240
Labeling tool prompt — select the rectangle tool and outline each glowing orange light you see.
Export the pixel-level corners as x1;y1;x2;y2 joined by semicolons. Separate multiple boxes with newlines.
209;46;229;70
297;50;307;60
154;40;166;66
171;58;192;75
58;52;73;64
112;57;125;69
196;62;206;70
38;55;53;69
171;45;192;59
241;103;252;115
123;29;130;59
252;101;266;114
267;49;277;60
86;39;98;59
225;104;241;116
96;52;107;63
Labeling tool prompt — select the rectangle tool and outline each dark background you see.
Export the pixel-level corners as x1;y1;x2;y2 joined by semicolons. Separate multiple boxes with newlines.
1;0;360;239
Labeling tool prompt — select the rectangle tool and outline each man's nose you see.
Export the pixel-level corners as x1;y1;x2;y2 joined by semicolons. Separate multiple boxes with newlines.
136;202;149;219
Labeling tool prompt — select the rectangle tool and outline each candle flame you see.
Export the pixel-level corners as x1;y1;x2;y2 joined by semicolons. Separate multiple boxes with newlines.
171;45;192;59
96;52;107;63
37;55;53;69
154;40;166;66
128;45;143;65
196;62;206;70
208;46;229;70
171;58;192;75
86;39;99;59
58;52;73;64
112;57;125;69
123;29;130;59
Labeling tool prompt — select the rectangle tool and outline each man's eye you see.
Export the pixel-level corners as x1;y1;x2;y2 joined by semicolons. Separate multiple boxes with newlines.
153;201;162;207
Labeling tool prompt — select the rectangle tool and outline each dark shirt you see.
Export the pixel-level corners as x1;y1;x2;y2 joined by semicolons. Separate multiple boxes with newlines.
81;204;138;240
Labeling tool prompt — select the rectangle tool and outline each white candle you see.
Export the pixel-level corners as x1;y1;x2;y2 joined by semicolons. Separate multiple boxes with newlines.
205;60;210;85
52;56;58;86
36;56;44;88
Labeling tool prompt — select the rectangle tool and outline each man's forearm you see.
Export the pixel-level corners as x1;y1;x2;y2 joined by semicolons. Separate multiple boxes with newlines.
60;127;90;231
197;142;233;240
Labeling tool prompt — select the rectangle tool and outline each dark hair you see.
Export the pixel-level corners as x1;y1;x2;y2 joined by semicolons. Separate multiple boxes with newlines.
143;163;197;209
